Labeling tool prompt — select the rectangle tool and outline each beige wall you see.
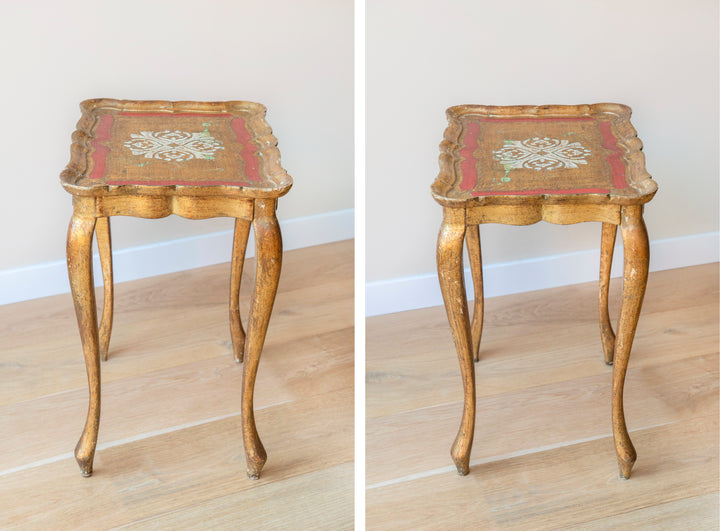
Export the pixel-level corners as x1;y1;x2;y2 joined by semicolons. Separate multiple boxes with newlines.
0;0;353;271
367;0;718;282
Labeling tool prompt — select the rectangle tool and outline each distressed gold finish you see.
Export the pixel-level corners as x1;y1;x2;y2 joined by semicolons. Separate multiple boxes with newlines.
61;99;292;479
433;104;656;479
230;217;252;363
465;225;483;362
599;222;618;365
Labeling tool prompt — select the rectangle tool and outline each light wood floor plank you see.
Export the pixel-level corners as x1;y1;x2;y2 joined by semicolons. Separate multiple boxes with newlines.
367;351;717;486
576;492;719;530
367;263;719;529
0;388;352;528
368;264;718;419
367;415;718;530
0;240;352;408
118;463;354;530
0;240;353;528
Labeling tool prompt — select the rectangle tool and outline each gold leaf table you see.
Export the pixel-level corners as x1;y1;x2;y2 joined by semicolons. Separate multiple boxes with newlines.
61;99;292;479
432;104;657;479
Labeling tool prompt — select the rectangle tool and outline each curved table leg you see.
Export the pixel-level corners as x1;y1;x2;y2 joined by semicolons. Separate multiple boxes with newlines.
242;199;282;479
96;217;114;362
437;207;475;476
67;201;100;476
599;222;617;365
465;224;484;362
613;206;649;479
230;218;252;363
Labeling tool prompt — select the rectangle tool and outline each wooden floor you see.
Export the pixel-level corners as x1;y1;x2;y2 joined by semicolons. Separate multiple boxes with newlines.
0;240;353;529
366;263;719;530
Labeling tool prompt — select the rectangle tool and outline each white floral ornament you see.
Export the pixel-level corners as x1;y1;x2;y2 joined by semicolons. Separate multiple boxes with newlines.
124;130;224;162
492;137;591;171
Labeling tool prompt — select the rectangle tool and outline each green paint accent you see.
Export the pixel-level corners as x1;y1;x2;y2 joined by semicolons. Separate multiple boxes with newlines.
494;165;512;185
136;161;151;167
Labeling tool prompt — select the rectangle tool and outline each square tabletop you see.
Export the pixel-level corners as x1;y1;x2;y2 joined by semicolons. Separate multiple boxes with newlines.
61;99;292;198
432;104;656;207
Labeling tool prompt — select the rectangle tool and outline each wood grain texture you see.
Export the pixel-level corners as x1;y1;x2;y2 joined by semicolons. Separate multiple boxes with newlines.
0;240;352;528
367;415;717;530
367;263;718;529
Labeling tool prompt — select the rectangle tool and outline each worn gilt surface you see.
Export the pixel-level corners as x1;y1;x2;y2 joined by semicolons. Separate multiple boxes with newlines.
61;99;292;199
62;99;292;480
433;103;656;480
433;103;656;209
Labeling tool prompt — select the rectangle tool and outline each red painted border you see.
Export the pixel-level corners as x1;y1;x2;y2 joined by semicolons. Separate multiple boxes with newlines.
89;114;113;179
105;179;253;187
459;121;480;191
231;117;261;182
472;187;609;196
598;120;628;189
460;116;628;196
87;112;262;184
477;116;595;123
118;112;231;118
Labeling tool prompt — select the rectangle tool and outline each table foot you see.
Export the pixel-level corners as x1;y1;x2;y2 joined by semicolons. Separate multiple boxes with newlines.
246;458;266;480
76;450;94;477
618;456;636;479
451;439;471;476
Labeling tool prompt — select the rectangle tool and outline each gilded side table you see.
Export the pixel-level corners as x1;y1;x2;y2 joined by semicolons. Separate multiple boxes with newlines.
432;104;657;479
61;99;292;479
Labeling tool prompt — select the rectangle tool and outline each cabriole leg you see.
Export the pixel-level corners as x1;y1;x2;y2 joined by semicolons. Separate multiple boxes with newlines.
599;222;617;365
613;206;649;479
465;224;484;362
67;200;100;477
437;207;475;476
230;217;252;363
96;216;113;362
242;200;282;479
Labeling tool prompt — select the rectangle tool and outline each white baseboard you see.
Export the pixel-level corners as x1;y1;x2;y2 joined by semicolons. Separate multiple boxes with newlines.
366;231;719;317
0;209;354;306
